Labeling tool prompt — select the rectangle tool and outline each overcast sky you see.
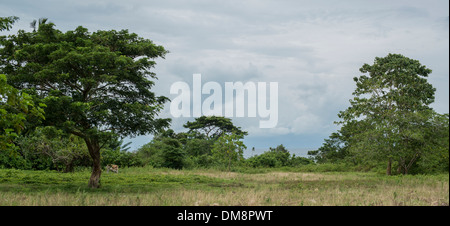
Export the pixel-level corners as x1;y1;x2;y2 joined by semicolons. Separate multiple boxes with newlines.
1;0;449;152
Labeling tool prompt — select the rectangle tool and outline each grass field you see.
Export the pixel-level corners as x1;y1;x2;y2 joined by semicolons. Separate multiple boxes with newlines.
0;167;448;206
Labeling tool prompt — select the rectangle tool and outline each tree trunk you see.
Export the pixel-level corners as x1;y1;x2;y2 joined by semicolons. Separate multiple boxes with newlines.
397;165;403;174
399;157;409;175
228;152;231;172
64;160;74;173
403;153;420;175
85;138;102;188
386;158;392;176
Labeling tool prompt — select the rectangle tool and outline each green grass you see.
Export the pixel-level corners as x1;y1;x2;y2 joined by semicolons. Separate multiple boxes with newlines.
0;167;231;193
0;166;448;206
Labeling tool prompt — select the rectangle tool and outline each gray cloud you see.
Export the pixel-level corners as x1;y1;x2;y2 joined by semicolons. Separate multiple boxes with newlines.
1;0;448;150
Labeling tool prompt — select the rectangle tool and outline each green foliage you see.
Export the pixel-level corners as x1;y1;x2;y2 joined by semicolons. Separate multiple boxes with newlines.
1;126;143;171
247;151;282;168
134;118;248;170
332;53;447;175
135;141;165;168
211;132;246;171
101;148;142;168
184;137;213;157
247;145;313;168
0;23;170;140
0;16;19;31
289;154;314;167
308;128;350;164
183;137;215;168
409;113;449;174
16;127;91;172
160;144;185;169
30;18;49;32
136;137;186;169
183;116;248;139
0;149;29;169
1;74;46;152
99;137;142;167
0;21;170;187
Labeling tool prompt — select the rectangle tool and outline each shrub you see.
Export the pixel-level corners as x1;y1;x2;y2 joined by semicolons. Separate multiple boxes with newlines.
184;138;213;157
15;127;91;172
0;151;30;169
246;145;312;168
101;148;143;168
289;154;314;167
135;137;186;169
161;145;185;169
211;132;246;171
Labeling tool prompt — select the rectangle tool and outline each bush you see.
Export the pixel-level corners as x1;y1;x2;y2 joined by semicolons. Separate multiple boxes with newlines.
289;154;314;167
0;151;30;169
246;151;283;168
101;148;143;168
246;145;312;168
135;137;187;169
161;145;185;169
211;132;246;171
294;163;351;172
184;154;215;169
135;141;164;167
15;127;91;172
184;138;213;157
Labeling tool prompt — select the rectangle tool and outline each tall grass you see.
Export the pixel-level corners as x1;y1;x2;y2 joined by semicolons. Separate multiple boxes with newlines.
0;167;448;206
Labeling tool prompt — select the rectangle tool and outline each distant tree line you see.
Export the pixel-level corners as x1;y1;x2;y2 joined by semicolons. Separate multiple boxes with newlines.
0;115;313;171
133;116;313;170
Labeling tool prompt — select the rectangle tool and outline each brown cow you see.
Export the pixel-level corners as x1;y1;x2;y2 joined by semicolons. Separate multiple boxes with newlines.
106;164;119;173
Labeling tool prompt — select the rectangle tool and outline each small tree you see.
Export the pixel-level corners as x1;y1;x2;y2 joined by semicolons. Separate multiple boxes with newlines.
211;132;246;171
160;142;185;169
